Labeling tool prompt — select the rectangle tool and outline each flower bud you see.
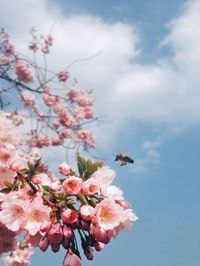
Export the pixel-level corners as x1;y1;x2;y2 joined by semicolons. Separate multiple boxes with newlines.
115;200;130;208
51;242;60;253
48;223;63;244
39;237;49;252
63;224;73;239
58;163;72;176
32;175;41;185
62;237;70;249
63;248;82;266
80;205;94;221
79;219;90;231
61;209;78;224
84;247;94;261
95;241;104;252
85;235;95;247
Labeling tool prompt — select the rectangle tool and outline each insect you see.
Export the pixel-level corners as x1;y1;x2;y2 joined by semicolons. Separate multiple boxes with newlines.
114;152;134;166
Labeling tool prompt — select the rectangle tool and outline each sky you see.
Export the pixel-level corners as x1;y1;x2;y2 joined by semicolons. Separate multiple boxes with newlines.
0;0;200;266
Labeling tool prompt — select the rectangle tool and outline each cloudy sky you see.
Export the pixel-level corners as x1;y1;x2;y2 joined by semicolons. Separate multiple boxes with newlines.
0;0;200;266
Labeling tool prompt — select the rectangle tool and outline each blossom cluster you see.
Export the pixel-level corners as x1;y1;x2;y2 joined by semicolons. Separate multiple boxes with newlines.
0;152;137;266
0;28;138;266
0;29;96;151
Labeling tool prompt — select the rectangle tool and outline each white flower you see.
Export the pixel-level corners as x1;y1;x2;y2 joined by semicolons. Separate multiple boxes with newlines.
105;185;124;201
91;166;116;195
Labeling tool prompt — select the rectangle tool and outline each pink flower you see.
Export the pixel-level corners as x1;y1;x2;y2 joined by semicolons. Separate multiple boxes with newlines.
105;185;124;201
0;55;10;64
61;209;78;224
63;248;82;266
52;137;63;146
72;107;94;121
58;162;72;176
53;120;61;129
93;198;124;231
63;176;82;195
77;129;95;148
15;60;34;83
67;88;94;107
114;209;138;234
0;197;28;232
80;205;94;221
25;196;50;235
90;223;112;244
43;92;57;107
20;91;35;107
82;178;100;196
5;242;34;266
0;166;16;189
57;71;69;82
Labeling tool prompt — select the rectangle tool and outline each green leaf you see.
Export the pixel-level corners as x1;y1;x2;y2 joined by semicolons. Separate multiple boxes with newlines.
84;160;104;179
77;155;87;176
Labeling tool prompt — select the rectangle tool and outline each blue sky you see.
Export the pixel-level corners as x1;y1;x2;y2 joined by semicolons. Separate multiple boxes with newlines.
0;0;200;266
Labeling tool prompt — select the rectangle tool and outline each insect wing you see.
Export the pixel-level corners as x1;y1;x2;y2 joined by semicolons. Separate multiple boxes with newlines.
124;156;134;163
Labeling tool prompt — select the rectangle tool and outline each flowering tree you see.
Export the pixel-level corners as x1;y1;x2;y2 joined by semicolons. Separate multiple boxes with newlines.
0;28;137;266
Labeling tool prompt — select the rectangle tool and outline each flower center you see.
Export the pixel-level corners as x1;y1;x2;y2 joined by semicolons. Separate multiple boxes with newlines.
100;207;111;223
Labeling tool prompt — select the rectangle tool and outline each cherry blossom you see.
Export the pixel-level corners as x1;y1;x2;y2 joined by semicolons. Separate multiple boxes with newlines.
0;29;137;266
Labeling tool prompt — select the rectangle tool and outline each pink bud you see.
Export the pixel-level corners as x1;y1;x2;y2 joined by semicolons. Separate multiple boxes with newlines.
32;175;41;185
71;219;80;229
61;209;78;224
39;237;49;252
63;249;82;266
48;223;63;244
53;120;61;129
115;200;130;208
80;205;94;221
51;242;60;253
84;247;94;260
63;224;73;238
58;163;72;176
62;237;70;249
57;71;69;82
52;137;62;146
95;242;104;252
79;219;90;231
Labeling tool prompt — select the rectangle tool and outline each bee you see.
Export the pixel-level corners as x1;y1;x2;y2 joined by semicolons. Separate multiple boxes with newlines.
114;152;134;166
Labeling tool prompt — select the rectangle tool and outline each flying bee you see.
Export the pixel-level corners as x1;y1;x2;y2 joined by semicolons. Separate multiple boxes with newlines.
114;152;134;166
